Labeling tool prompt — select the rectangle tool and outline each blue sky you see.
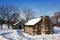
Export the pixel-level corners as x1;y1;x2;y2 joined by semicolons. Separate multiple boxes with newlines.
0;0;60;17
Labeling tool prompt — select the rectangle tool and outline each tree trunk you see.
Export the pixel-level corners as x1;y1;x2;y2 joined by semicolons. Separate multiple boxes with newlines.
8;24;9;29
0;21;3;29
1;24;3;29
56;18;58;26
8;19;9;29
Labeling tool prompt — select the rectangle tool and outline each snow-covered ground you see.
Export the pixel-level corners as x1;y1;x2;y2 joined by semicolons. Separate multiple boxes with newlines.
0;24;12;29
0;25;60;40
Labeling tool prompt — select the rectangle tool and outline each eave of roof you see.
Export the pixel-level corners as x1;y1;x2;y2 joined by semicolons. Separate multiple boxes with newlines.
13;22;20;25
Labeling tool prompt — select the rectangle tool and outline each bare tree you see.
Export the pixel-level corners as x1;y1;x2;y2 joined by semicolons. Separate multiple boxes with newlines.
22;7;35;22
54;12;60;24
0;5;20;29
5;5;20;29
50;16;56;26
11;13;20;22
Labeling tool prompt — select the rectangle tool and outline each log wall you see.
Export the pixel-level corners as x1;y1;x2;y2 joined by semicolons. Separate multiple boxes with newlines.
24;26;34;35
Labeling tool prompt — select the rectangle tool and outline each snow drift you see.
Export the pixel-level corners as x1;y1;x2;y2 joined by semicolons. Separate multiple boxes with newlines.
0;26;60;40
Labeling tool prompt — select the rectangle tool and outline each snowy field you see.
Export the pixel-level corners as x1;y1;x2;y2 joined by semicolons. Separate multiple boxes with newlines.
0;25;60;40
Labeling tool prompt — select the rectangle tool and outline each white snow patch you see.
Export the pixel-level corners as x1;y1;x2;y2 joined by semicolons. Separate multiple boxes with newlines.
0;24;12;29
0;26;60;40
0;36;7;40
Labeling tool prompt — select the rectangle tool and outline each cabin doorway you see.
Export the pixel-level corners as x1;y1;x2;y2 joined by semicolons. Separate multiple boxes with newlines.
19;25;21;29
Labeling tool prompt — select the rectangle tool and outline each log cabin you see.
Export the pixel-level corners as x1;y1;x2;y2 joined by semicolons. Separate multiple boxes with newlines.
24;16;54;35
13;21;24;29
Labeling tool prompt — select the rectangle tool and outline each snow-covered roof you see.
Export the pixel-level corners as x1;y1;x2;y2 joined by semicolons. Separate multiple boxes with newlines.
13;22;20;25
25;18;41;25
